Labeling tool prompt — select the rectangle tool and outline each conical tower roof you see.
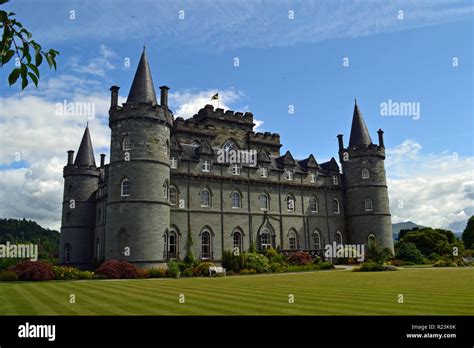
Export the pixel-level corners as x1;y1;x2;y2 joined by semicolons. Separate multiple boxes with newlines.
74;125;96;167
126;47;157;105
348;100;372;147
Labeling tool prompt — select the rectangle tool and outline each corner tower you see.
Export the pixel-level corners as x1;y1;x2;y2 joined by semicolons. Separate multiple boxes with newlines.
105;48;173;267
338;100;393;251
59;126;100;268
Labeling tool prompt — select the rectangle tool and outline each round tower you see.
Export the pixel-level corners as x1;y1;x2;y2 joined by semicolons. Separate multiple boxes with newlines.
104;48;173;267
338;101;393;251
59;126;100;269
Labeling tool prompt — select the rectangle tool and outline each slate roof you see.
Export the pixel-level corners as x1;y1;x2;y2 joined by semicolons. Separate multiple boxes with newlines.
348;100;372;147
126;48;158;105
74;126;96;167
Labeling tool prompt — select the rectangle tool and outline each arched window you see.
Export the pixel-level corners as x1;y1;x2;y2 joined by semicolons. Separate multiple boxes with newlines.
167;231;178;259
259;193;269;210
163;182;168;199
333;198;340;214
336;231;343;245
201;231;212;259
362;168;370;179
287;195;295;211
260;229;272;250
231;191;241;208
121;179;130;197
64;243;71;263
313;230;321;250
288;230;297;250
164;140;169;156
222;139;236;151
368;233;376;244
122;136;131;151
309;197;318;212
201;189;211;207
233;230;242;253
365;198;373;211
169;186;178;205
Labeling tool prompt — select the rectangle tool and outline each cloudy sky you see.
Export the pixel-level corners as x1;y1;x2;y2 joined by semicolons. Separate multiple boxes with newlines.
0;0;473;232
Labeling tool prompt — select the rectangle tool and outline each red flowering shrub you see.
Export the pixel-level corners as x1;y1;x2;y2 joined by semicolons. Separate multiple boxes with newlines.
95;260;140;279
12;261;55;281
287;251;312;266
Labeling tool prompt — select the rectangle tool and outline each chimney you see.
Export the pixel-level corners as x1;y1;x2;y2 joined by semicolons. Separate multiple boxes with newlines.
67;150;74;165
110;86;120;108
160;86;170;107
337;134;344;151
377;129;385;147
100;154;106;167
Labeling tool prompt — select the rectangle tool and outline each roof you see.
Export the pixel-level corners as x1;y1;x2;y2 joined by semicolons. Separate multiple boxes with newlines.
348;100;372;147
74;126;96;167
126;48;158;105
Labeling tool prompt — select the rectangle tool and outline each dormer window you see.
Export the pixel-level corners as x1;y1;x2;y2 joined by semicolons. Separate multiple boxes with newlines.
170;157;178;169
232;164;241;175
285;170;294;181
260;167;268;178
310;173;317;183
202;160;211;172
332;175;338;185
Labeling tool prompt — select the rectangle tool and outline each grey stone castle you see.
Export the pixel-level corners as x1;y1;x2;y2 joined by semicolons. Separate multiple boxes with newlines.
59;49;393;269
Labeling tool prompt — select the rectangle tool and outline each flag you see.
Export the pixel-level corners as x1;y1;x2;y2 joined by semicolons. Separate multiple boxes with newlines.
211;93;219;100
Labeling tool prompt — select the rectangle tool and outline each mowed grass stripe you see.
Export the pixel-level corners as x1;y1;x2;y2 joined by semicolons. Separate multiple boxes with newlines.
0;286;40;315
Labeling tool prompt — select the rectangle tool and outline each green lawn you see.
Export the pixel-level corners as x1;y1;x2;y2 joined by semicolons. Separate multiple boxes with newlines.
0;268;472;315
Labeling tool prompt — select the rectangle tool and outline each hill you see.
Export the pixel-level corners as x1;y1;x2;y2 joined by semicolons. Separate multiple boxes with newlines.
392;221;424;240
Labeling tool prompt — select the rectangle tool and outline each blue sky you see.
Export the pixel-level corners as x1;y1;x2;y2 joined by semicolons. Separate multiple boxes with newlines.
1;0;473;231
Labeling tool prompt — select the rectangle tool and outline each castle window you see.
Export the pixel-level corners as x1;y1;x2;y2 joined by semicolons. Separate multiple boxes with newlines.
362;168;370;179
202;160;211;173
169;186;178;205
365;198;373;211
260;167;268;178
170;157;178;169
122;136;131;151
368;233;376;244
64;243;71;263
96;238;100;262
336;231;343;245
233;231;242;253
333;198;340;214
232;163;241;175
164;140;169;156
309;197;318;212
121;179;130;197
168;231;177;259
260;230;272;250
313;230;321;250
288;230;297;250
201;189;211;207
201;231;212;259
259;194;269;211
163;182;168;199
286;195;295;212
231;191;241;209
222;140;236;152
285;170;294;181
310;172;317;183
332;175;338;185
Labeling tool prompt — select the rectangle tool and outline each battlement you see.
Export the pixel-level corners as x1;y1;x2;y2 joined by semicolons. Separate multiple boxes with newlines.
344;143;385;159
192;104;254;125
109;102;173;127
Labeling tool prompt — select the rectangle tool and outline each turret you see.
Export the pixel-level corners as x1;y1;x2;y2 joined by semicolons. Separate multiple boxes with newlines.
59;125;100;268
104;48;173;267
340;100;393;251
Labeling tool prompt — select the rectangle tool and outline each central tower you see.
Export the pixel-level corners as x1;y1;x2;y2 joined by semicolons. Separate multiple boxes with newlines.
105;48;173;267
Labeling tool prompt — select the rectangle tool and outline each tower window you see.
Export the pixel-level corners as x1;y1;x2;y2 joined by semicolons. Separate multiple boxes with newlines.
64;243;72;263
333;198;340;214
202;160;211;172
201;189;211;207
309;197;318;212
362;168;370;179
286;195;295;212
167;231;177;259
164;140;169;156
122;136;131;151
259;193;269;210
365;198;373;211
163;182;168;199
231;191;241;208
260;167;268;178
232;164;241;175
285;170;294;181
332;175;338;185
121;179;130;197
170;157;178;169
169;186;178;205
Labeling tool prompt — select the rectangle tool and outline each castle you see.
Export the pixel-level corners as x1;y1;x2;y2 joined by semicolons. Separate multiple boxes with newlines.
59;49;393;269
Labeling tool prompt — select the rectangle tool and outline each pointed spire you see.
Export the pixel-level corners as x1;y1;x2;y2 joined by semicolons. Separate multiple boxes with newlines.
74;125;96;167
127;47;158;105
349;100;373;147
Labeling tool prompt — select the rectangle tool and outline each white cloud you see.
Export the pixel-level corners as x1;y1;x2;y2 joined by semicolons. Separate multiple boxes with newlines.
386;139;473;232
68;45;118;77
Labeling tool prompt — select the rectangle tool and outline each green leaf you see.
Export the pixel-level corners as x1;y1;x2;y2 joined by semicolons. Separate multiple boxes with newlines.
27;63;39;78
21;75;28;90
1;49;14;65
27;71;38;87
0;10;6;21
20;28;32;39
45;53;53;69
35;51;42;67
8;67;20;85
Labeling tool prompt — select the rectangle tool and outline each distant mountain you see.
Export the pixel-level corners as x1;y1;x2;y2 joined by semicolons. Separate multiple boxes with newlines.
392;221;424;240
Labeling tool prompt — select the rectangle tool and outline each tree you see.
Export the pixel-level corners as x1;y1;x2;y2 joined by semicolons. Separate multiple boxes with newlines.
365;239;393;265
183;229;195;266
395;241;423;264
1;0;59;89
462;216;474;249
401;228;455;256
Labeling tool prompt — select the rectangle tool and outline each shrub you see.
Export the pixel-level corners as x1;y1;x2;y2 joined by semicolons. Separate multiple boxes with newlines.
53;266;94;280
148;268;167;278
366;240;393;264
433;260;457;267
287;251;312;266
222;250;244;272
243;252;269;273
395;241;424;264
95;260;140;279
13;261;55;281
239;268;257;275
167;260;181;278
0;270;19;281
318;261;335;270
353;262;386;272
181;268;194;277
269;262;286;273
191;262;215;277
